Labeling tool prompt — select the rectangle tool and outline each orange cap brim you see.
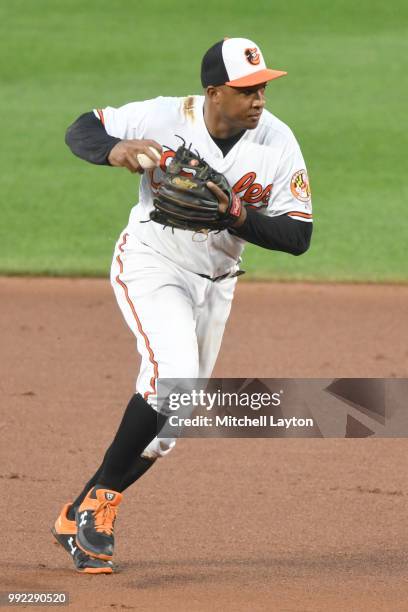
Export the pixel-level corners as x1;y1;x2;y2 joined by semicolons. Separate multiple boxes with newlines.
226;68;287;87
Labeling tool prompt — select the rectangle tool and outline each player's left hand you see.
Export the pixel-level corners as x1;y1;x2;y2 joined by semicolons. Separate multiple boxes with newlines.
207;181;247;228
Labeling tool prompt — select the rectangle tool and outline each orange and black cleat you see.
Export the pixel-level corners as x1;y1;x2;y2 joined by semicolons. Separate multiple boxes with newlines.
52;503;114;574
75;487;122;561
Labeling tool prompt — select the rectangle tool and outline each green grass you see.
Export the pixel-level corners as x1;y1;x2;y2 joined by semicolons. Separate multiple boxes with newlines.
1;0;407;281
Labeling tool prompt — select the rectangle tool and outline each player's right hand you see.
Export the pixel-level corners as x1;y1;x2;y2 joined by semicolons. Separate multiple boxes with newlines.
108;139;162;173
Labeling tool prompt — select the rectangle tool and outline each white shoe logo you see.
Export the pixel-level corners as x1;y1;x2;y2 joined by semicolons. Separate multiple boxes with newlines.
79;511;88;527
105;492;115;501
68;536;77;556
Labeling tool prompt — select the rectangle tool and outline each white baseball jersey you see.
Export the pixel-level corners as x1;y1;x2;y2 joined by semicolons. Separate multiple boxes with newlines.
95;95;312;278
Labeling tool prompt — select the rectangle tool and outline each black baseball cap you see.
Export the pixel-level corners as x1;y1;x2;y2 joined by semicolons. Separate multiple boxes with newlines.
201;37;287;88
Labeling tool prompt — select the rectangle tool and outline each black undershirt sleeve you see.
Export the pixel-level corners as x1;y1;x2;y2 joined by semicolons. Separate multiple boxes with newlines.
65;112;121;165
230;208;313;256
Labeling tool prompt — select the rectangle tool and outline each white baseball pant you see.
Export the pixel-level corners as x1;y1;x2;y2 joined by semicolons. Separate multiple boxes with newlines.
110;230;237;458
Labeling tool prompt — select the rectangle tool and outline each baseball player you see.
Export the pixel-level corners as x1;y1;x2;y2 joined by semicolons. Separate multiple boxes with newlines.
52;38;313;573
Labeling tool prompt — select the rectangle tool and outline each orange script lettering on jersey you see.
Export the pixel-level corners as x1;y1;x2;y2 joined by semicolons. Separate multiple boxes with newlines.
232;173;272;206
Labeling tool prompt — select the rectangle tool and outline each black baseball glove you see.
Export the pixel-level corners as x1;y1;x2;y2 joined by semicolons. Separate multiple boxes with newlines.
150;141;242;232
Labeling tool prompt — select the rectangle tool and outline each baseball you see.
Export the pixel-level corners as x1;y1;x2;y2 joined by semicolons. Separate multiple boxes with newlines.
136;147;161;169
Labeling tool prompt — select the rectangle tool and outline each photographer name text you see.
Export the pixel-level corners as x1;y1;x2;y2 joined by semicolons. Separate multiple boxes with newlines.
168;415;314;429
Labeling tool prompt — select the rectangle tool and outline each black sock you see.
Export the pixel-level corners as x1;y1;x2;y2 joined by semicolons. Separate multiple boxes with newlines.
120;455;156;491
67;393;165;517
96;393;165;490
67;451;156;520
67;445;112;519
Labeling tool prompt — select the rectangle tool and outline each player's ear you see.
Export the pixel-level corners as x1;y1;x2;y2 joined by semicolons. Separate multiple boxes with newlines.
205;85;219;102
206;85;225;106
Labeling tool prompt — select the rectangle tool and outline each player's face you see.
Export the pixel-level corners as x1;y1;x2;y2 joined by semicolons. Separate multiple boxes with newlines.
218;83;267;130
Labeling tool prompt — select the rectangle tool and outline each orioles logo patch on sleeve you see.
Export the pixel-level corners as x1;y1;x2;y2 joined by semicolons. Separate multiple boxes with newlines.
290;170;311;203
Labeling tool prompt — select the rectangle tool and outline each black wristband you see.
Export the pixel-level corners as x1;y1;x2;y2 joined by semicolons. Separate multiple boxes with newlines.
65;111;121;165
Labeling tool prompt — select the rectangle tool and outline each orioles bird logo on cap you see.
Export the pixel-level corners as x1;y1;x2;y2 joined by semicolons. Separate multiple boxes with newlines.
245;47;260;66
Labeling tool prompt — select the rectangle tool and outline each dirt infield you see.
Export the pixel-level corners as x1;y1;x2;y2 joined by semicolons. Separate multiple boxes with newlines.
1;277;407;611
